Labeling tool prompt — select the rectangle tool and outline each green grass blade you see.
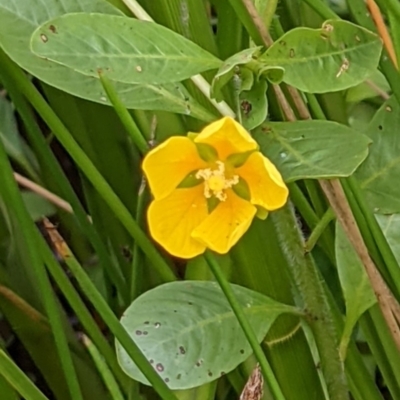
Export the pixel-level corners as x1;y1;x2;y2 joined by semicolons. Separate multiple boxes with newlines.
81;334;125;400
58;246;178;400
0;48;176;284
36;231;130;393
0;60;130;304
0;135;84;400
0;350;49;400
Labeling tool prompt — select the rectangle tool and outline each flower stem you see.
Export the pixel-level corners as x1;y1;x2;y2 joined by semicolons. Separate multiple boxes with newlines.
271;204;349;400
204;251;286;400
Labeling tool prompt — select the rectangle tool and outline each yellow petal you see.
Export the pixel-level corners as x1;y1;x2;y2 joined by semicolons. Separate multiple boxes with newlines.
194;117;258;161
143;137;207;200
191;190;256;254
236;152;288;210
147;186;208;258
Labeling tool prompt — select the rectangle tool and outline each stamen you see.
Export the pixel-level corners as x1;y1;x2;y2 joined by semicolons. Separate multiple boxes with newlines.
195;161;239;201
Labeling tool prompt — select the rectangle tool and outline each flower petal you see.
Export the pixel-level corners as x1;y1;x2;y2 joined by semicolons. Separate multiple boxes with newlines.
191;190;256;254
147;186;208;258
143;136;207;200
235;152;288;210
194;117;258;161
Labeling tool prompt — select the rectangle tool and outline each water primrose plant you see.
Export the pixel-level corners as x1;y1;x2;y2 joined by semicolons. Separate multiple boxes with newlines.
1;0;400;400
143;117;288;257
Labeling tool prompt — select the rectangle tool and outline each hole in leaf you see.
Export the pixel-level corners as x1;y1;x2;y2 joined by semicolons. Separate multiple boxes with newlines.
156;363;164;372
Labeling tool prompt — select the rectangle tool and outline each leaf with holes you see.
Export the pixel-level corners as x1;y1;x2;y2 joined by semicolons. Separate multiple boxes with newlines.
31;13;222;85
0;0;214;120
253;120;371;182
260;20;382;93
240;80;268;130
335;224;376;360
116;281;297;389
355;97;400;213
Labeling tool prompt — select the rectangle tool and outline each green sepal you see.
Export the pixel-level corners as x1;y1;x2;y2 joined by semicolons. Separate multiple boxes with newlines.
187;132;198;140
256;207;269;220
232;177;250;201
177;172;202;188
207;196;220;213
195;143;218;162
226;150;256;168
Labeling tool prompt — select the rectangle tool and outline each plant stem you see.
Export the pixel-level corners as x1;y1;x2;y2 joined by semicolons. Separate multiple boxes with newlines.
81;334;125;400
271;204;349;400
305;208;335;253
99;74;149;155
301;0;339;19
204;251;287;400
0;57;131;303
130;179;149;301
0;49;177;284
62;246;179;400
256;0;279;31
0;136;84;400
36;224;129;392
345;177;400;297
121;0;235;118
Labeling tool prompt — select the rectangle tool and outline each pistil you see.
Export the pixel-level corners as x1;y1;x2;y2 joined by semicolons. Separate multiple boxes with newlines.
195;161;239;201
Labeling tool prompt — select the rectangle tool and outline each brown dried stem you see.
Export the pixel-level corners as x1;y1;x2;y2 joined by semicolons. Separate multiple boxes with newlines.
14;172;73;214
243;0;400;352
367;0;398;68
320;180;400;352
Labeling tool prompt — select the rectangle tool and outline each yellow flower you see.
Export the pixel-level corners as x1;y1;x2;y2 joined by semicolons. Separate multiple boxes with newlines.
142;117;288;258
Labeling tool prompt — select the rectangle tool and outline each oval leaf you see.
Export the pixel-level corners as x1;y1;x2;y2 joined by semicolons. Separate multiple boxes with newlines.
116;281;296;390
335;223;376;360
355;97;400;213
31;13;222;85
253;120;371;181
260;20;382;93
376;214;400;264
240;80;268;130
0;0;214;120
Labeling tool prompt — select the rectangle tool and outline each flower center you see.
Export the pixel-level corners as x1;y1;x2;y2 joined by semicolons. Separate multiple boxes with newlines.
195;161;239;201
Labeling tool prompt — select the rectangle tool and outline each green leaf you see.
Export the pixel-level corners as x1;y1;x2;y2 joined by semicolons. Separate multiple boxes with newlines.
335;224;376;360
260;20;382;93
116;281;295;390
21;192;56;222
375;214;400;264
253;120;371;182
346;70;390;103
239;80;268;130
355;97;400;213
259;65;284;84
211;47;262;101
0;0;214;120
31;13;221;85
0;96;38;178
